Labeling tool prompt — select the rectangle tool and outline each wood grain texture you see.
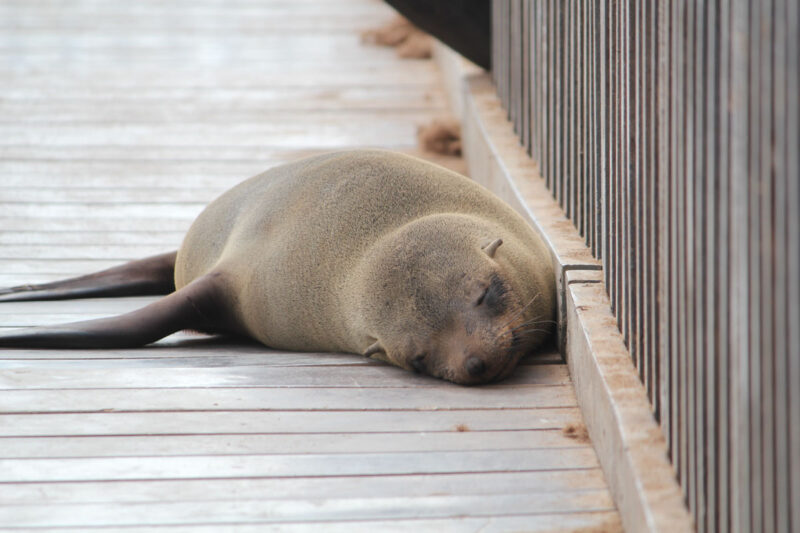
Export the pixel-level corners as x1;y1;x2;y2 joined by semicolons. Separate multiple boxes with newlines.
0;0;620;530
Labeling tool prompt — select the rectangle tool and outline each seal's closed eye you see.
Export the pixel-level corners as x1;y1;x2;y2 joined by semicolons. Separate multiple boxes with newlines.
475;286;489;306
476;274;507;314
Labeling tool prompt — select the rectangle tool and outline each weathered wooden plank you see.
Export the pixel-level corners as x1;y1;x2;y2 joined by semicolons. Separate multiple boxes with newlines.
0;244;183;260
0;430;586;459
0;383;575;414
0;84;446;106
0;145;394;163
0;469;608;503
0;147;460;186
0;258;175;276
0;349;565;371
0;362;571;390
0;496;616;529
0;513;624;533
0;122;419;150
0;408;581;438
0;296;163;316
0;188;229;204
0;65;442;88
0;202;204;220
0;448;602;483
0;352;377;368
0;231;186;246
2;110;438;129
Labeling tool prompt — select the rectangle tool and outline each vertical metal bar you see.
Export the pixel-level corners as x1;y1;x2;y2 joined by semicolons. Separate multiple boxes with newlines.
547;0;554;186
586;0;594;253
531;0;536;156
620;0;625;336
657;0;673;466
775;2;792;525
730;0;752;529
747;0;765;528
647;0;660;418
657;0;670;440
682;0;697;516
786;3;800;530
634;0;645;384
503;0;510;114
717;1;732;529
635;0;644;379
492;1;499;87
681;0;691;504
536;0;543;164
759;3;777;532
588;0;594;251
613;0;620;320
511;0;520;134
574;0;581;234
694;1;708;528
564;0;571;214
703;1;720;531
571;0;581;235
601;0;610;285
772;4;790;532
778;5;799;533
610;0;618;316
500;0;505;90
507;0;513;116
537;0;545;169
669;0;682;484
580;0;587;245
565;0;574;219
553;0;561;199
580;0;587;244
497;0;504;106
522;0;531;154
553;1;570;208
616;0;624;333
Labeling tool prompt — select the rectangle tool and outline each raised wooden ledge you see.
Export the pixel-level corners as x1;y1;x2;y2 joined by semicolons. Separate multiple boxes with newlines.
434;42;695;533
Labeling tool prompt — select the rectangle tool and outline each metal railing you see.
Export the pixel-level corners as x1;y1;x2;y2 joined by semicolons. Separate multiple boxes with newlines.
490;1;799;531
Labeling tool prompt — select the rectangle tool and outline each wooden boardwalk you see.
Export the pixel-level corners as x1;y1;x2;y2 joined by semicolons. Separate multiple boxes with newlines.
0;0;621;530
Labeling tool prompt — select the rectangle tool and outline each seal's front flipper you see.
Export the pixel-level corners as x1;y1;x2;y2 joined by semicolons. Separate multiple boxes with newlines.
0;251;177;302
0;273;228;348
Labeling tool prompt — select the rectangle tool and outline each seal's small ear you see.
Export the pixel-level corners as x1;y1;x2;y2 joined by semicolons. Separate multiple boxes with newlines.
481;238;503;258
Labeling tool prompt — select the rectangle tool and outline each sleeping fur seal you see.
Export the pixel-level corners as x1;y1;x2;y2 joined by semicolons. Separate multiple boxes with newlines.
0;150;555;384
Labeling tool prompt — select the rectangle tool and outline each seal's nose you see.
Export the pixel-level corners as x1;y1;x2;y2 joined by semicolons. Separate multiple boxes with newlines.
465;356;486;377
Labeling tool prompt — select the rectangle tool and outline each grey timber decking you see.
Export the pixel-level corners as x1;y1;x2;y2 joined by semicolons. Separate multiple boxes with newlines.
0;0;621;530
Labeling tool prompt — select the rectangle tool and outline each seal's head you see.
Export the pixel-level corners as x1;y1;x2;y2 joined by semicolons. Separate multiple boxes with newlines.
348;213;554;385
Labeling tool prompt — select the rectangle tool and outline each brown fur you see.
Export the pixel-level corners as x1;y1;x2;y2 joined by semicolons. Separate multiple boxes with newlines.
361;15;433;60
563;422;591;443
418;117;462;156
395;31;432;59
175;150;555;384
361;15;414;47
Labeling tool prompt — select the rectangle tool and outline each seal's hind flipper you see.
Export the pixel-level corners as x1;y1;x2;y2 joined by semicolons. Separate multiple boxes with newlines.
0;273;227;349
0;251;177;302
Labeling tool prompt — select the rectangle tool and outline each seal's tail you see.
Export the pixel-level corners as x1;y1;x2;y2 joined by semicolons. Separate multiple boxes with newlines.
0;272;227;348
0;251;177;302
